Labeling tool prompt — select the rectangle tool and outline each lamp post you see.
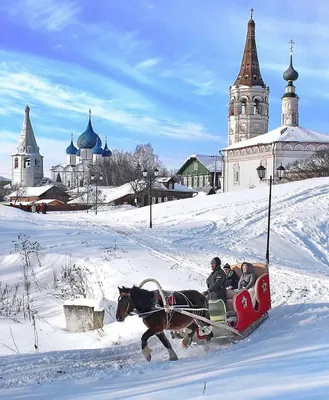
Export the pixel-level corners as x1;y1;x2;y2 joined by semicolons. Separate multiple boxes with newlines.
91;174;103;215
142;168;159;228
256;164;286;267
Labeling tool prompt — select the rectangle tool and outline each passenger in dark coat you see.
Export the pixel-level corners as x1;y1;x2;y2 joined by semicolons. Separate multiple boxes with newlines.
204;257;227;302
238;262;256;290
222;263;240;290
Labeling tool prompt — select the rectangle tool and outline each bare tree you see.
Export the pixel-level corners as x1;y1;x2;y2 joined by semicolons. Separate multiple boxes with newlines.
0;185;8;202
95;143;171;187
285;149;329;181
10;184;27;204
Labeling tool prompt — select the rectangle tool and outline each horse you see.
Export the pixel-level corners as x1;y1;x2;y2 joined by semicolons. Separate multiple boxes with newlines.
116;285;212;362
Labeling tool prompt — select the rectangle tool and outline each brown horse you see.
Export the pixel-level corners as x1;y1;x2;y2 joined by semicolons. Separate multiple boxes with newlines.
116;286;212;361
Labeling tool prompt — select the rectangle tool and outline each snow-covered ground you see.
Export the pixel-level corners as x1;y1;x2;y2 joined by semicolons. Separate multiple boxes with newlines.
0;177;329;399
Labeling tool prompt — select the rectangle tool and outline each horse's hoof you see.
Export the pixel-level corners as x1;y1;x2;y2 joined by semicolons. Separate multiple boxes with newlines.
181;336;192;348
168;349;178;361
146;354;152;362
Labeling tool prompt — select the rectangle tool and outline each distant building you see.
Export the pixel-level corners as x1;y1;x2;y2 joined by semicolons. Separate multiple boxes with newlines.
50;110;112;188
11;106;44;187
9;184;70;204
95;177;197;206
177;154;222;191
222;12;329;192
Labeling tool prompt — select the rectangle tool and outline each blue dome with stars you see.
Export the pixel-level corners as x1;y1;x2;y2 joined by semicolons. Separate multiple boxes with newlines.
77;110;98;149
102;139;112;157
93;136;104;155
66;137;78;155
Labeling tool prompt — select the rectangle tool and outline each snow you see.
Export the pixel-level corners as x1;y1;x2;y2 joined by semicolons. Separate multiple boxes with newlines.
180;154;222;172
0;177;329;399
224;125;329;150
9;184;55;198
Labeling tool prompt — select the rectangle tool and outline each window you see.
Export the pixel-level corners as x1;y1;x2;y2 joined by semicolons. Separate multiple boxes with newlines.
14;158;18;169
158;197;162;203
24;158;31;168
80;180;84;187
67;180;71;187
188;176;192;187
193;176;198;187
164;197;168;202
168;182;174;190
234;170;239;184
35;159;40;166
194;162;198;171
253;99;260;114
233;163;240;185
229;101;234;116
241;100;246;114
152;197;156;204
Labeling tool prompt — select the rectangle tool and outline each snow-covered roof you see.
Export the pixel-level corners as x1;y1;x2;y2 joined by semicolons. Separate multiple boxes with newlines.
102;178;196;204
223;125;329;150
34;199;64;204
180;154;222;173
0;176;10;182
9;185;55;198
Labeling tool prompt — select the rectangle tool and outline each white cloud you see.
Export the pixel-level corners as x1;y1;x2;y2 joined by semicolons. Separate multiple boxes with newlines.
0;66;218;142
2;0;80;32
160;58;224;96
136;59;160;69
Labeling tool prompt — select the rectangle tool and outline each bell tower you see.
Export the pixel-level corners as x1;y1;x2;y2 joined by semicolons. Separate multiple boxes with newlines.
12;106;44;187
281;40;299;127
228;9;269;146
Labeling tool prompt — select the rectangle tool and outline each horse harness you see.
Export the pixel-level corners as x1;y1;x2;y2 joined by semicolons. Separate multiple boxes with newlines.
121;289;209;330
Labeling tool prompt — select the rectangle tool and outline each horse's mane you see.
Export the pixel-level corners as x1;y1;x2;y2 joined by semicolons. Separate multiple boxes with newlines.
130;285;155;311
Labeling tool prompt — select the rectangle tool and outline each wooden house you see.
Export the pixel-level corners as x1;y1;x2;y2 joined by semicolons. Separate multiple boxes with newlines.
177;154;222;192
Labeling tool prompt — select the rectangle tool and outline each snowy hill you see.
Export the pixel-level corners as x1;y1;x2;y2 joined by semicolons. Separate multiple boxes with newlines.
0;177;329;399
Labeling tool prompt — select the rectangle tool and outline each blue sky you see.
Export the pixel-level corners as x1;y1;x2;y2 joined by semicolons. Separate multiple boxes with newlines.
1;0;329;178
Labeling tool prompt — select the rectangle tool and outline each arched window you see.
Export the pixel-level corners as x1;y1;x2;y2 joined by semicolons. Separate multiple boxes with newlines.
233;163;240;185
14;158;18;169
229;101;234;116
67;180;71;187
253;99;260;114
241;100;247;114
24;158;31;168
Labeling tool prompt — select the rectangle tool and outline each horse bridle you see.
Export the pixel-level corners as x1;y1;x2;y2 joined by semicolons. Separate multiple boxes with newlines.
118;292;133;317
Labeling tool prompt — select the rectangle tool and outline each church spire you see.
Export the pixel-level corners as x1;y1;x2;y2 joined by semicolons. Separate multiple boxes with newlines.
228;10;269;146
234;9;265;87
17;105;40;154
281;40;299;127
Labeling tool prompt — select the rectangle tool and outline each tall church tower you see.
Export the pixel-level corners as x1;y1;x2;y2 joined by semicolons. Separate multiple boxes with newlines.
281;40;299;126
228;9;269;146
12;106;44;187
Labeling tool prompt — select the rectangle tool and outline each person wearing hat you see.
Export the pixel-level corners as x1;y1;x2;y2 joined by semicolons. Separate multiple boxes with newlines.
222;263;240;290
203;257;227;302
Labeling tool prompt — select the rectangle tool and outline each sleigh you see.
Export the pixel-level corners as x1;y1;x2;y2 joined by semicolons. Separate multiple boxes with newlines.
139;262;270;345
196;263;270;342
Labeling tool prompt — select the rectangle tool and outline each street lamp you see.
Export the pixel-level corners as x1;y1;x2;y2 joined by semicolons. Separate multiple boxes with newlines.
142;167;159;228
256;164;286;267
90;174;103;215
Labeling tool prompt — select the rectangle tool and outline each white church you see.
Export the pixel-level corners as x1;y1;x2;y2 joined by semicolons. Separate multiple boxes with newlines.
50;110;112;188
222;12;329;192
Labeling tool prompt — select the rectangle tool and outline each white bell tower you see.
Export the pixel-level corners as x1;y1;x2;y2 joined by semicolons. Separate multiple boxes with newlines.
228;9;269;146
11;106;44;187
